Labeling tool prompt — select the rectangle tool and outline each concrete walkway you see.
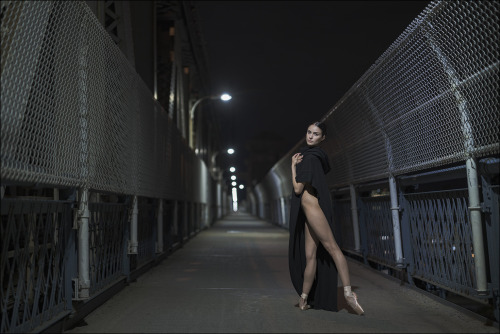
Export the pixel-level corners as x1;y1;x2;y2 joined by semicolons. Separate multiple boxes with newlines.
64;212;498;333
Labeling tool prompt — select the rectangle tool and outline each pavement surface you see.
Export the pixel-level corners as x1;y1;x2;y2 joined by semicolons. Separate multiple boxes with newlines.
64;212;499;333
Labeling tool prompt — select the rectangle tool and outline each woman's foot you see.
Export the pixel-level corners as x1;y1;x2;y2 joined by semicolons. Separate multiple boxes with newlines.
299;293;310;310
344;286;364;315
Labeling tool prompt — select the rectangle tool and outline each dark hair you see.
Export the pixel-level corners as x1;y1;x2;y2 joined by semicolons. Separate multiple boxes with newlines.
311;121;327;137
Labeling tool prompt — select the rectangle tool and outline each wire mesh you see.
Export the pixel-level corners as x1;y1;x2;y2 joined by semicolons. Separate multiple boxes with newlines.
321;0;499;187
0;1;208;200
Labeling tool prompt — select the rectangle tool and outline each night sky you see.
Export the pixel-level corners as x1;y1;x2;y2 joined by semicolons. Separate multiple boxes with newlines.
196;0;431;184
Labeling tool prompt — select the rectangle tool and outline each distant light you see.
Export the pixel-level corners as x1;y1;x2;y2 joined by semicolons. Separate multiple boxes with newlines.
229;167;236;173
227;148;235;154
231;181;237;186
231;175;236;180
239;184;244;189
220;93;232;101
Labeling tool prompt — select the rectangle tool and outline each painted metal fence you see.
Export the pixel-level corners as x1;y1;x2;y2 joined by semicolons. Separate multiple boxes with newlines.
250;0;499;323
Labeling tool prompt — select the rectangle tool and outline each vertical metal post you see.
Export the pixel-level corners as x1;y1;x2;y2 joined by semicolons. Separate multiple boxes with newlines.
173;200;178;246
77;188;90;298
216;179;222;219
425;21;488;294
280;197;286;226
466;158;488;294
349;184;361;251
129;195;138;254
156;199;163;253
76;17;91;299
389;176;404;266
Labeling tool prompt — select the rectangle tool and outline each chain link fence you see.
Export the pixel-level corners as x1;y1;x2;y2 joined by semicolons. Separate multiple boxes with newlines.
320;0;499;187
1;1;208;200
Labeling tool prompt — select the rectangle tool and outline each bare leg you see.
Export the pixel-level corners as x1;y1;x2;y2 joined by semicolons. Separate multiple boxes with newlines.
301;189;350;287
302;221;319;295
301;187;365;314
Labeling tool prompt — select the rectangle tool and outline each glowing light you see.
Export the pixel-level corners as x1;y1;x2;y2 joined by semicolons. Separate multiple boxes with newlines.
239;184;244;189
227;148;235;154
220;93;232;101
232;187;238;211
229;167;236;172
231;181;237;186
231;175;236;180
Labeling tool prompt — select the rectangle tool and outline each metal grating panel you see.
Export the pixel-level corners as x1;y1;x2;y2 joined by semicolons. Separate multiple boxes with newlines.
1;199;72;333
361;197;396;267
405;190;477;297
88;202;128;295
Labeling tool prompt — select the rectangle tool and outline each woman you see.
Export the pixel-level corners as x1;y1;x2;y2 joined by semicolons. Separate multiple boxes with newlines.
288;121;364;315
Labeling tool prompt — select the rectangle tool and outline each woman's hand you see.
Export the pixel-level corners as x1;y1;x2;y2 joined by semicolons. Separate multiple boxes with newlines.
292;153;303;167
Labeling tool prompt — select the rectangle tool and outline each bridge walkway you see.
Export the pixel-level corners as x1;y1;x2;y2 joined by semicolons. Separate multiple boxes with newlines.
62;212;498;333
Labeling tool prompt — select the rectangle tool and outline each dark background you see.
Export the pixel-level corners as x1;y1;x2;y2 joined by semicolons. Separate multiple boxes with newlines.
196;0;430;189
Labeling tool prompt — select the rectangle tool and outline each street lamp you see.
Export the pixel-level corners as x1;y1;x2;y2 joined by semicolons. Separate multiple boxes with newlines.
189;93;232;148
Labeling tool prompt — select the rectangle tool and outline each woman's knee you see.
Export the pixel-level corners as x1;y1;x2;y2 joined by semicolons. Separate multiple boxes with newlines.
305;249;317;263
323;242;341;257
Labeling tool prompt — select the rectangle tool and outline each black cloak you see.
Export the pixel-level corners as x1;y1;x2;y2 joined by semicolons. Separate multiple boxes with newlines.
288;146;339;312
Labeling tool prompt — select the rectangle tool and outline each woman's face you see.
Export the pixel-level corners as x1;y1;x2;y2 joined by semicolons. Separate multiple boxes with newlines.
306;124;325;147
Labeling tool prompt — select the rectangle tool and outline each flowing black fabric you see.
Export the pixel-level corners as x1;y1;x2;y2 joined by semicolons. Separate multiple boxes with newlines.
288;146;339;312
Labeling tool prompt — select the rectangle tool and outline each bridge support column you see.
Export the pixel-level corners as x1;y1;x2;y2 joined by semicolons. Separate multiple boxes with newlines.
77;188;91;299
389;176;404;267
349;184;361;252
129;196;138;254
466;157;488;294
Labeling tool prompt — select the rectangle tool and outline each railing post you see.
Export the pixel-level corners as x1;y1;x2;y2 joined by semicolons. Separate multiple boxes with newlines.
173;200;179;247
128;195;138;254
349;184;361;252
280;197;287;226
466;157;488;294
389;176;404;267
425;20;488;294
156;199;163;253
398;190;415;284
77;188;90;299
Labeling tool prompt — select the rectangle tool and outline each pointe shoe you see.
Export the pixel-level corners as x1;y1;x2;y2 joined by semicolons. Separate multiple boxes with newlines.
345;292;364;315
298;293;310;310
